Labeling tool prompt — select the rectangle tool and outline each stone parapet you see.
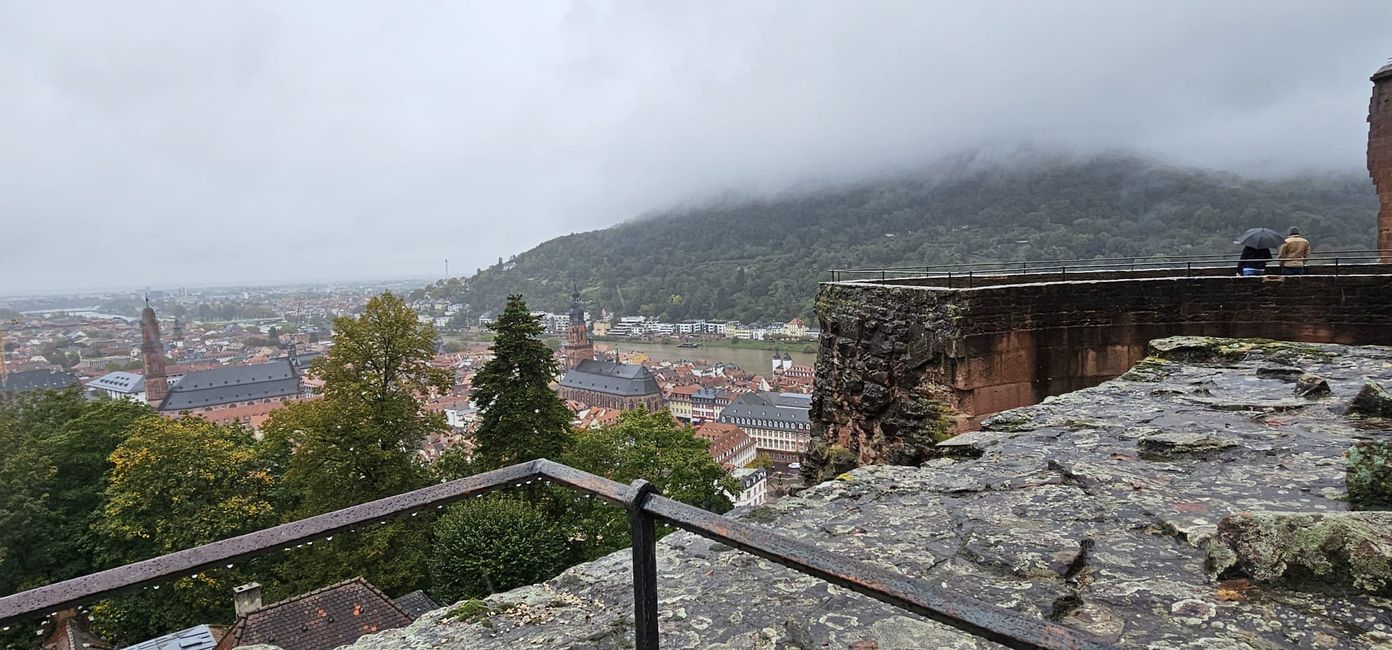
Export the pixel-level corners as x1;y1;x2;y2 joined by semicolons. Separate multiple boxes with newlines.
808;270;1392;475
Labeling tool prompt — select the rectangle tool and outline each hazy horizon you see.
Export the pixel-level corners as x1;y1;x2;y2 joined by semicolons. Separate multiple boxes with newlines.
2;1;1389;295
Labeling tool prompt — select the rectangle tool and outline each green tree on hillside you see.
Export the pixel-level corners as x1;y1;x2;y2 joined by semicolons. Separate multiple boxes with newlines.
467;294;573;472
419;157;1379;322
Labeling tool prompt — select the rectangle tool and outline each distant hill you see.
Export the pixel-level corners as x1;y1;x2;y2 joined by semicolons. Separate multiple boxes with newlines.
416;154;1377;324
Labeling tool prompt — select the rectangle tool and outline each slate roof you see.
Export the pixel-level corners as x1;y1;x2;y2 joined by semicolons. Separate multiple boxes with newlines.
215;578;412;650
88;371;145;394
392;590;440;618
159;358;299;411
1;369;81;396
718;391;811;430
558;359;661;397
120;624;219;650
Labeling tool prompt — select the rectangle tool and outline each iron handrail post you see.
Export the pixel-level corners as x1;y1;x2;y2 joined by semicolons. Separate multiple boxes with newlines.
623;479;661;650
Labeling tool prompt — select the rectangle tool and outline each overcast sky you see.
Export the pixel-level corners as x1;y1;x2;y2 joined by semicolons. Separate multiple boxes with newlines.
1;1;1388;295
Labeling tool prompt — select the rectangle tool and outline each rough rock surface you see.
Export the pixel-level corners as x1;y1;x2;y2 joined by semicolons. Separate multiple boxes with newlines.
1207;511;1392;595
346;340;1392;650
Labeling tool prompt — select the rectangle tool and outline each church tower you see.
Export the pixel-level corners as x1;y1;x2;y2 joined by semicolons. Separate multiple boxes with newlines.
561;287;594;369
140;303;169;407
1370;60;1392;261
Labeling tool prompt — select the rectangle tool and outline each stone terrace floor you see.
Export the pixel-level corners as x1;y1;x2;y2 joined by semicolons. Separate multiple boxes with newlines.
348;338;1392;650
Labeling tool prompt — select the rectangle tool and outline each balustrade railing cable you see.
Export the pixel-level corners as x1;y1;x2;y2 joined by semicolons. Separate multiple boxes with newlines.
828;249;1388;282
0;459;1115;650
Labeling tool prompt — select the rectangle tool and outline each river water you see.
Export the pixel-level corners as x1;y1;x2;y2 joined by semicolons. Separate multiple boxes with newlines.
596;340;816;373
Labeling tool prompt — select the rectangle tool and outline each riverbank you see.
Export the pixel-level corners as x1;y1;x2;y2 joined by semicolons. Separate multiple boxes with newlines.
592;336;816;355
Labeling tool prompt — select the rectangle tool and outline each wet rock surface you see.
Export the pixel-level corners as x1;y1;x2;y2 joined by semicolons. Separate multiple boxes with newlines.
346;339;1392;650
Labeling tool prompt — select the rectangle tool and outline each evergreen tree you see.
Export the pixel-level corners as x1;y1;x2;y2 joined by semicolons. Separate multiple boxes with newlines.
469;294;573;471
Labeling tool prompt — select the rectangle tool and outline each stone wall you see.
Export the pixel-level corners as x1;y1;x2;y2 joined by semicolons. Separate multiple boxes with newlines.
807;270;1392;478
1371;62;1392;260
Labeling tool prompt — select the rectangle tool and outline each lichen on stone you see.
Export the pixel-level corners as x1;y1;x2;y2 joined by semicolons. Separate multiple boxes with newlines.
1348;441;1392;510
1206;511;1392;596
1349;381;1392;418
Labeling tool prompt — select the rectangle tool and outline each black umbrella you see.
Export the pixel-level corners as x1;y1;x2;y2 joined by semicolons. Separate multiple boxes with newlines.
1234;227;1285;249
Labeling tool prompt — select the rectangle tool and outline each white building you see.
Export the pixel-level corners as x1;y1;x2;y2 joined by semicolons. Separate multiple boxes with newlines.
86;371;147;403
728;467;768;508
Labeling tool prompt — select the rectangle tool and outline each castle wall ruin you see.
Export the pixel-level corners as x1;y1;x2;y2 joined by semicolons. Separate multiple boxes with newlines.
808;268;1392;472
1371;62;1392;260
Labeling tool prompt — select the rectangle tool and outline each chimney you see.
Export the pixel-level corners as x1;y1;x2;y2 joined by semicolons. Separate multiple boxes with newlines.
232;582;262;617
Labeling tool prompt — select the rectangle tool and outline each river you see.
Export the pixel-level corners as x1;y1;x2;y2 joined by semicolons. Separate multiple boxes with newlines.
596;340;816;372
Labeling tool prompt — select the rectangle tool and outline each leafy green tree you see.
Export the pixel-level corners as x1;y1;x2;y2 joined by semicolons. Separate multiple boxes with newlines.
0;409;56;595
275;291;451;514
91;416;278;642
429;496;569;602
35;399;154;582
564;409;736;558
469;294;573;471
263;292;449;598
0;391;150;596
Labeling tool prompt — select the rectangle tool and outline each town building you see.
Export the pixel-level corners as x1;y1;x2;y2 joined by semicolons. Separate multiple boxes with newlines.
131;306;307;427
0;368;80;398
690;387;733;422
557;359;664;411
693;421;757;470
86;370;147;402
728;467;769;508
665;384;700;421
718;391;812;464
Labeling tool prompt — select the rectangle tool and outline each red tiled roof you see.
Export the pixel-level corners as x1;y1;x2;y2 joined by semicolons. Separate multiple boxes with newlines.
214;578;412;650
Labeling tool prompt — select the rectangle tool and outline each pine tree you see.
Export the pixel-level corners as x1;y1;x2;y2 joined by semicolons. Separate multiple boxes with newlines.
470;294;573;470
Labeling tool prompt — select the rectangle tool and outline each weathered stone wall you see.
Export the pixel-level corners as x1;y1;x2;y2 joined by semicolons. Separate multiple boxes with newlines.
1371;62;1392;260
808;270;1392;476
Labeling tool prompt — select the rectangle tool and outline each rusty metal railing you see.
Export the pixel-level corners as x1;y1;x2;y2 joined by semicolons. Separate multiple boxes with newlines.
828;249;1388;283
0;459;1113;650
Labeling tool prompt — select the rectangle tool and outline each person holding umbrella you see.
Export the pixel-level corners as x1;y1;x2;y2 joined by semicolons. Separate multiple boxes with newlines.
1277;226;1311;275
1233;227;1283;276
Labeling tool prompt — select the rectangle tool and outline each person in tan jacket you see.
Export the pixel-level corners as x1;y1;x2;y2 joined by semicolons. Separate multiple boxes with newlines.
1276;227;1310;275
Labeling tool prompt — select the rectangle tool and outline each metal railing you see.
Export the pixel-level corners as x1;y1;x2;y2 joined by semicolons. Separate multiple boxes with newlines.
0;459;1113;650
827;249;1388;283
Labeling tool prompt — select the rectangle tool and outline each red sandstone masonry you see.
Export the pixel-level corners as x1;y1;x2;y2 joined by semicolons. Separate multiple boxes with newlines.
810;269;1392;469
1372;63;1392;260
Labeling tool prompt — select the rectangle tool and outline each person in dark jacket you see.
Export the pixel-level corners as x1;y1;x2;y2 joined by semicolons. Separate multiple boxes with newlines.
1237;246;1272;276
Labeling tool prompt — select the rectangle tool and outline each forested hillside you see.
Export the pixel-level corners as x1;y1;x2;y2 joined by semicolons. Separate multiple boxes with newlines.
418;154;1377;323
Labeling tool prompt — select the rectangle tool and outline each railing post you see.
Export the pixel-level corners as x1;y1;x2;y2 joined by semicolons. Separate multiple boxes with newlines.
624;479;661;650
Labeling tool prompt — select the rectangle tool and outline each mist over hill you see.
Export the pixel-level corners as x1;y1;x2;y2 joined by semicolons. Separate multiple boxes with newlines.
419;154;1377;323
